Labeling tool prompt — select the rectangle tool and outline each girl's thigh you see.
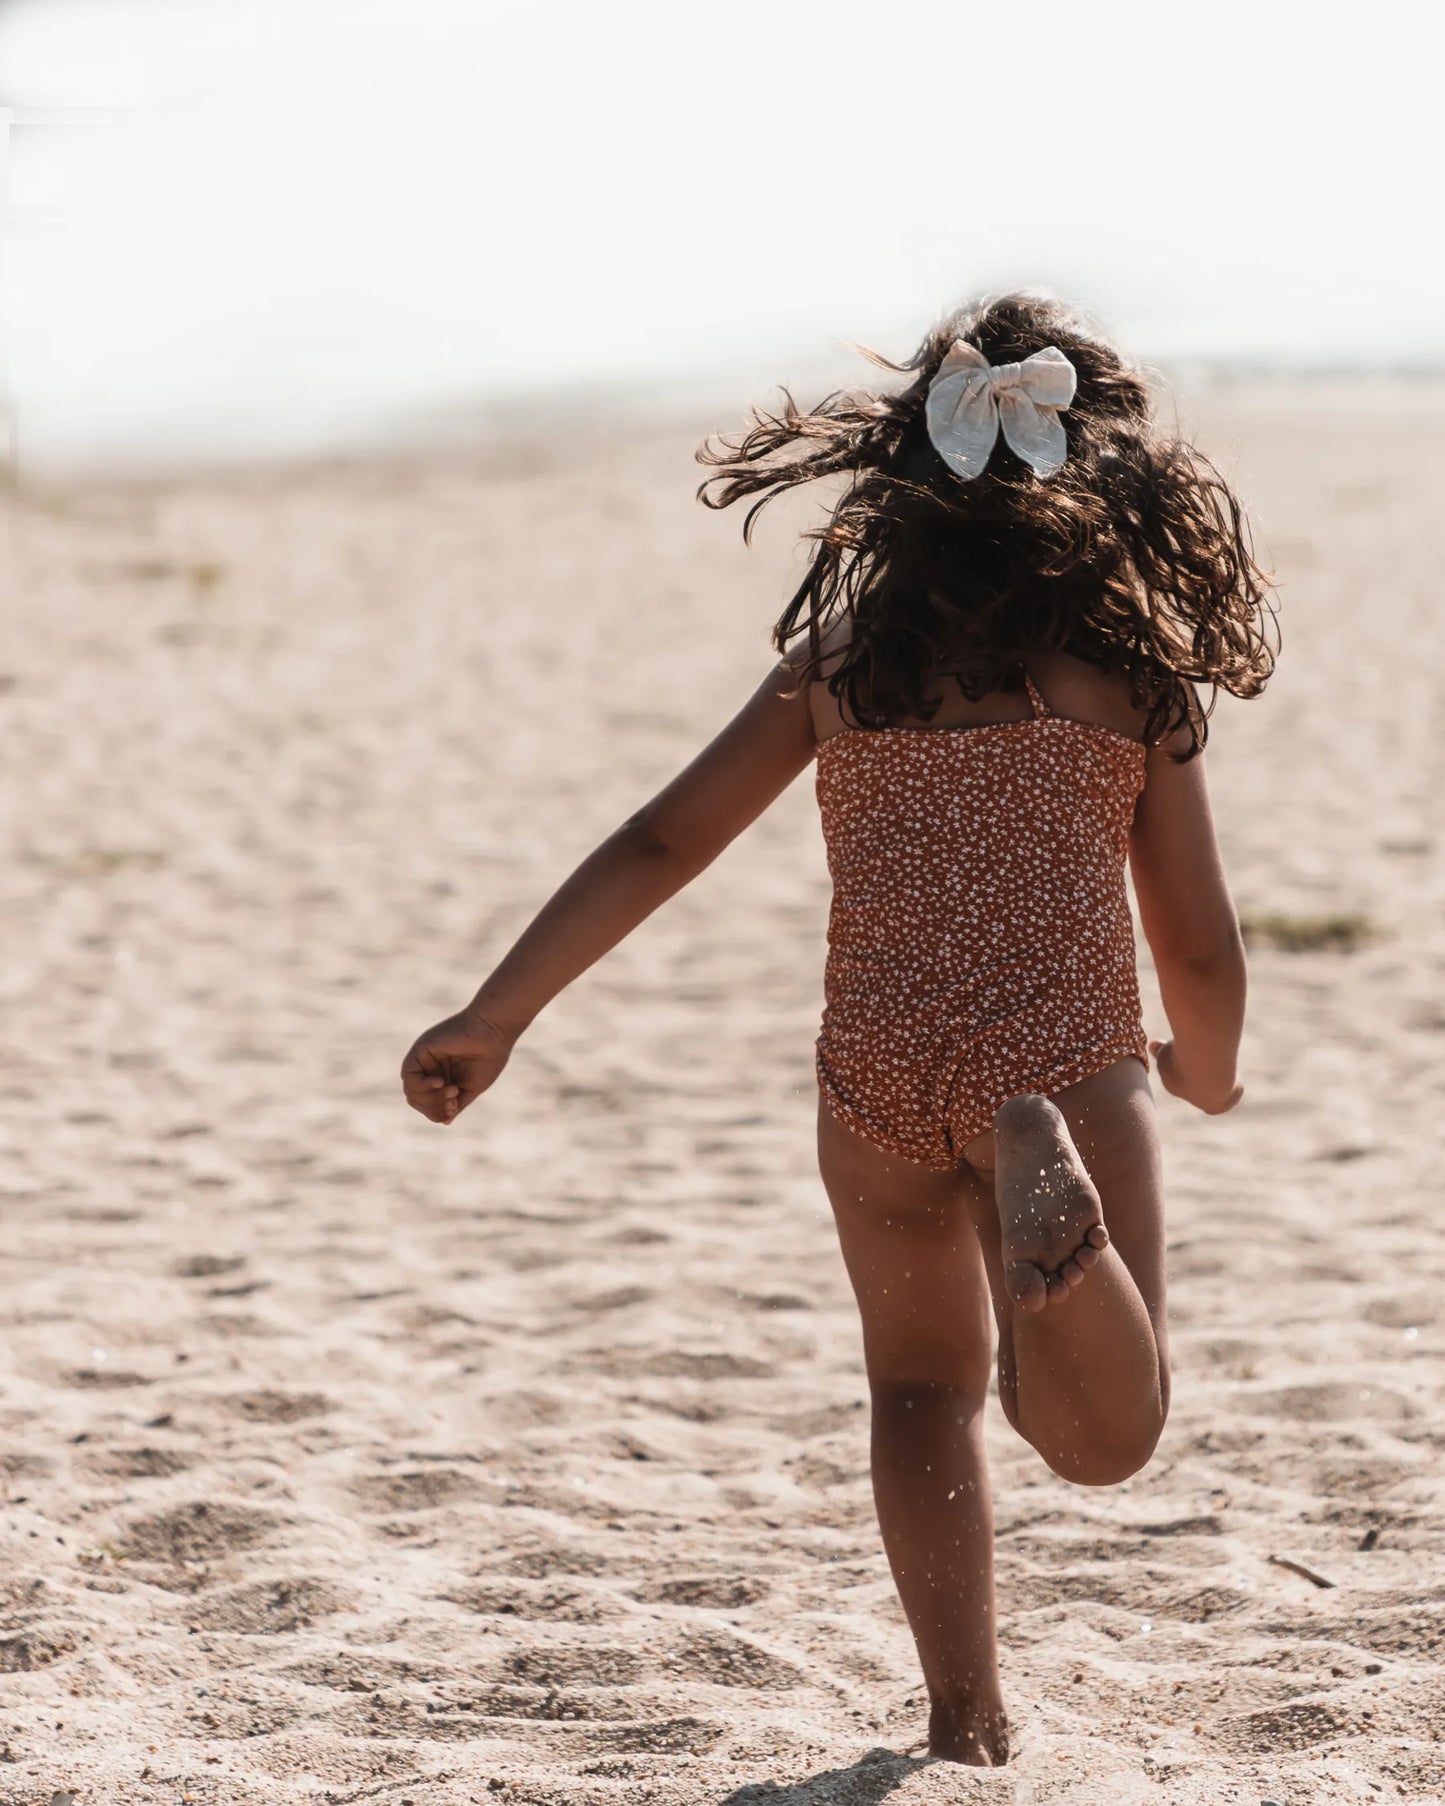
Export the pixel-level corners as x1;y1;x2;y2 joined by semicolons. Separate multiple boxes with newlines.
816;1098;995;1397
962;1056;1170;1393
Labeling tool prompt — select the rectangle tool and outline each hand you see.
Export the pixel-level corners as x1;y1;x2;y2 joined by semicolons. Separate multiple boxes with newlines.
1148;1038;1243;1115
400;1006;516;1125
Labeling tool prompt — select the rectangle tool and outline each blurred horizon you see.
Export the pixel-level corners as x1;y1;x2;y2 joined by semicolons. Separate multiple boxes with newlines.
2;0;1440;477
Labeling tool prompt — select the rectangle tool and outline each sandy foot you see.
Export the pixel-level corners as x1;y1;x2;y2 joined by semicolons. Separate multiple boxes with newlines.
927;1695;1011;1764
992;1093;1110;1314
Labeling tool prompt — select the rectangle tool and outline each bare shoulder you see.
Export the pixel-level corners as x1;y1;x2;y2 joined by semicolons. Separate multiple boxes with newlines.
784;616;854;742
1032;650;1164;744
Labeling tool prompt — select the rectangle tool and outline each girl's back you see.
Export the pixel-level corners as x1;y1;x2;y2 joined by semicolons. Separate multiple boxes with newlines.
808;646;1149;745
811;646;1152;1171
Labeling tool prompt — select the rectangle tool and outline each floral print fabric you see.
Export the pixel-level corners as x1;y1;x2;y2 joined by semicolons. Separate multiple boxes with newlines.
814;672;1150;1169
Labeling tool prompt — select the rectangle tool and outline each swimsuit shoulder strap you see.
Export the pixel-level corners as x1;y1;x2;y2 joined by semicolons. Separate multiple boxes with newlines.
1021;666;1053;719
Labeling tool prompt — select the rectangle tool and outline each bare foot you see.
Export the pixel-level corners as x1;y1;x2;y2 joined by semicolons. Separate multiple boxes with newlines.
928;1694;1010;1765
992;1093;1109;1315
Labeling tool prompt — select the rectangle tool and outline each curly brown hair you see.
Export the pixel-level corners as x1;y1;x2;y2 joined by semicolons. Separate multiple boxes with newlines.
696;292;1277;758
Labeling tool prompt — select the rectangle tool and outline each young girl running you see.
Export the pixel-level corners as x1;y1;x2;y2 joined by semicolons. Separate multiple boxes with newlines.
400;293;1276;1766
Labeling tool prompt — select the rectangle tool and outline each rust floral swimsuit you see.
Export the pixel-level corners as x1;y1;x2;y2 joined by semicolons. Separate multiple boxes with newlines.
814;666;1150;1170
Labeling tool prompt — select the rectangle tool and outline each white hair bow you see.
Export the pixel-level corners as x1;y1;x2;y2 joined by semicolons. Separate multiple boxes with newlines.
925;342;1077;480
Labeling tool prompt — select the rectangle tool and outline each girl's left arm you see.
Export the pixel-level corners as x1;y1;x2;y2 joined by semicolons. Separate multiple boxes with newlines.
400;661;817;1123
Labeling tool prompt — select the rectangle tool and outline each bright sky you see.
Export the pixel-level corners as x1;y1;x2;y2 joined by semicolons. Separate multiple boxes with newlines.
2;0;1439;471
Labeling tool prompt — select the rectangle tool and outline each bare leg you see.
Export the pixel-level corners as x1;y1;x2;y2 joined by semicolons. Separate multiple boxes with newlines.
817;1100;1008;1766
961;1058;1170;1486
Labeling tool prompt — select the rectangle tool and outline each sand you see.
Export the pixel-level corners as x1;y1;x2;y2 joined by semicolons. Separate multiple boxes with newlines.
0;379;1442;1805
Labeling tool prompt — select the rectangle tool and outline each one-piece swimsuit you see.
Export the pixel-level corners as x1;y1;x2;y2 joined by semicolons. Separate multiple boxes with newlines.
814;665;1150;1170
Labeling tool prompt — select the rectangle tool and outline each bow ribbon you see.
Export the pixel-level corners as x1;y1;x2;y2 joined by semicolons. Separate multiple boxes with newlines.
924;342;1077;480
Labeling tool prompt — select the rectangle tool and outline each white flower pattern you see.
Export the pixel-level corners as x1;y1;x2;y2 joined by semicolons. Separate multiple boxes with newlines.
814;670;1150;1169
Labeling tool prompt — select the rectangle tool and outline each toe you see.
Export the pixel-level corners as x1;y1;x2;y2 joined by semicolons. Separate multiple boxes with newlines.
1084;1222;1110;1250
1072;1240;1101;1270
1005;1260;1049;1314
1044;1271;1073;1306
1059;1258;1086;1287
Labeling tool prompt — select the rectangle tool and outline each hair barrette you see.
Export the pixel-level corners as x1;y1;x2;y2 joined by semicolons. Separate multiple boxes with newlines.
925;342;1077;480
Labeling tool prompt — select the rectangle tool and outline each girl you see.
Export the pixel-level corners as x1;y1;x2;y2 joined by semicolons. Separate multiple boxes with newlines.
399;293;1276;1766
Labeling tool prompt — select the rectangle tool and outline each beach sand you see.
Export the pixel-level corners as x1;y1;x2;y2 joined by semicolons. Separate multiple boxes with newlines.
1;380;1442;1804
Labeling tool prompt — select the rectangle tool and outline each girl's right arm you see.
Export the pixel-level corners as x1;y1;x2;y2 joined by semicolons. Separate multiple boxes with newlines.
1129;725;1247;1113
400;660;818;1124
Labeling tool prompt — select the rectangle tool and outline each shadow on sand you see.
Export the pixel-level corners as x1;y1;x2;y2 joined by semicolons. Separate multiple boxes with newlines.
715;1745;947;1805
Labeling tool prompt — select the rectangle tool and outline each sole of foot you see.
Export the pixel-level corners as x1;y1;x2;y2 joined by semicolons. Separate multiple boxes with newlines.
927;1697;1010;1765
992;1093;1108;1314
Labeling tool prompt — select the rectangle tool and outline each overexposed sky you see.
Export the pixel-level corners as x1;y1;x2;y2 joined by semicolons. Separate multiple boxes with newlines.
2;0;1440;471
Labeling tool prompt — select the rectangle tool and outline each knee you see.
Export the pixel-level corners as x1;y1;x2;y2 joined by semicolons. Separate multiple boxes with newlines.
868;1375;991;1426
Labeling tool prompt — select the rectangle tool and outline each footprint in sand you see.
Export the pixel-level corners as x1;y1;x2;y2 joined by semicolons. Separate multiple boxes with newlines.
443;1582;621;1624
1363;1294;1437;1329
0;1628;79;1672
611;1350;774;1381
62;1366;152;1389
668;1627;803;1690
0;1452;52;1484
280;1651;424;1692
502;1546;612;1581
188;1576;357;1633
464;1684;619;1724
572;1285;654;1313
1337;1609;1445;1658
652;1397;732;1424
76;1446;192;1479
585;1716;724;1754
217;1388;331;1423
1217;1701;1348;1753
1157;1584;1253;1622
503;1645;643;1688
634;1576;770;1609
115;1500;279;1571
351;1468;480;1514
172;1254;246;1279
1245;1382;1416;1423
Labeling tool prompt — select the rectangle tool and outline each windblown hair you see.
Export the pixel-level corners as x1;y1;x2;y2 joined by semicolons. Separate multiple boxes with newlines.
697;293;1277;758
